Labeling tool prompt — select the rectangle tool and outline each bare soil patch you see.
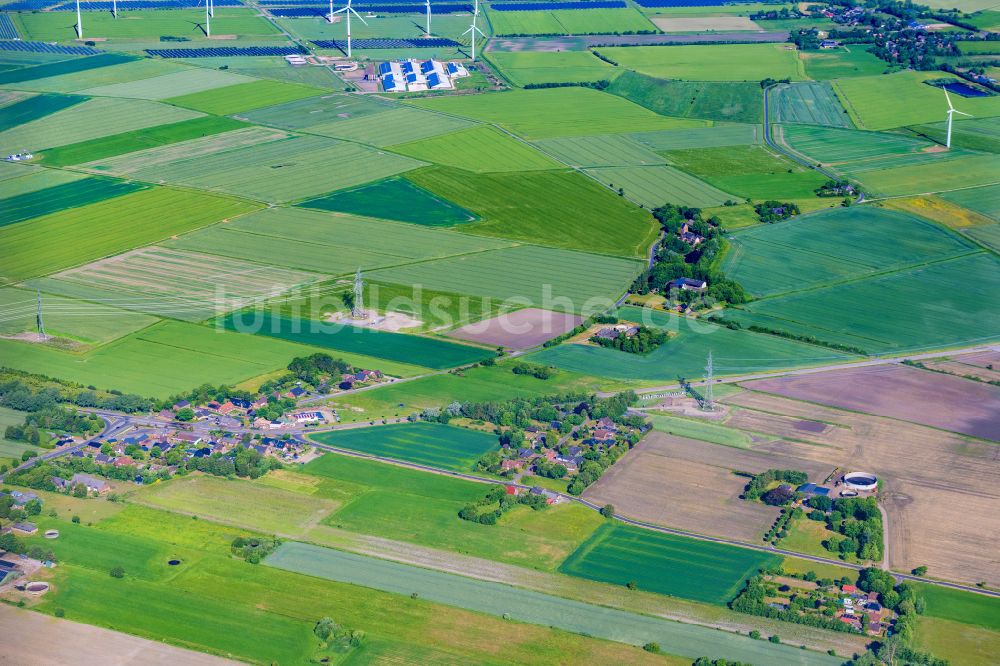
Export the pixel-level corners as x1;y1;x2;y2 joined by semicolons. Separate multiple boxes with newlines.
446;308;582;350
652;16;763;32
743;363;1000;441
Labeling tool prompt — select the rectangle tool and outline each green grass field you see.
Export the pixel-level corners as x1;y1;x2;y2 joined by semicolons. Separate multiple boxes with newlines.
15;8;280;42
631;125;761;150
608;72;765;124
906;116;1000;153
0;187;258;285
534;134;666;167
389;125;562;173
559;523;781;604
601;44;805;82
854;153;1000;198
0;177;145;228
409;87;707;139
0;94;86;132
0;52;136;86
664;145;828;199
0;96;203;153
798;47;886;80
585;165;734;208
79;67;254;100
266;541;837;666
778;123;948;168
407;166;658;257
0;406;38;464
310;422;498;471
5;59;185;94
368;243;642;311
166;79;327;115
297;176;477;227
239;91;388;129
730;252;1000;354
220;313;491;369
0;286;156;345
0;167;84;198
771;81;852;127
648;413;753;448
38;116;246;167
487;7;655;35
832;70;1000;130
916;584;1000;631
941;183;1000;222
724;207;975;297
488;50;619;86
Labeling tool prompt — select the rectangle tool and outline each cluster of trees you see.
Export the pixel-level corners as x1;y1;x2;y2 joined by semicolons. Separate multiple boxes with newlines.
187;447;283;480
742;469;808;501
730;573;863;633
430;391;636;430
751;6;801;20
591;326;668;354
693;659;753;666
816;179;860;198
510;362;557;380
567;442;630;495
286;353;352;387
820;496;884;561
0;371;154;415
458;486;548;525
313;617;364;652
231;536;279;564
754;201;800;223
523;80;611;91
630;204;748;306
764;506;798;543
0;531;55;564
5;406;104;445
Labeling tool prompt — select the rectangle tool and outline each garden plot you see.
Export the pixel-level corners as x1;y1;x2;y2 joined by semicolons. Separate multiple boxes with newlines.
36;247;325;322
125;133;426;203
534;134;666;167
770;81;852;127
368;244;643;312
723;207;975;297
585;165;734;208
83;126;292;175
0;96;203;154
79;67;253;100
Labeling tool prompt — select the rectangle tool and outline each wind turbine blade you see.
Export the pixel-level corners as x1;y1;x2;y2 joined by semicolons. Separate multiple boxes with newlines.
944;89;954;110
332;6;347;13
954;110;972;117
350;6;368;23
474;25;486;36
463;25;473;35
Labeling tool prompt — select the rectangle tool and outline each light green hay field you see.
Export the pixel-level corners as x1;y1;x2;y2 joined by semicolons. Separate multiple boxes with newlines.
409;87;708;139
487;7;655;35
488;50;618;86
631;125;761;151
389;125;562;172
127;133;426;203
771;81;852;128
940;183;1000;222
0;187;259;285
731;252;1000;354
854;153;1000;197
584;165;734;208
368;244;642;311
648;413;753;448
832;70;1000;130
798;47;886;80
0;168;84;198
238;91;387;129
916;583;1000;631
16;8;280;42
0;286;156;345
664;144;828;200
0;96;202;153
167;79;328;115
0;58;181;93
266;542;836;666
778;123;947;168
34;246;324;322
307;105;478;147
534;134;666;167
607;72;764;124
166;205;512;274
408;166;659;257
723;206;975;297
601;43;805;82
917;617;1000;666
0;405;39;463
78;67;253;100
530;305;853;381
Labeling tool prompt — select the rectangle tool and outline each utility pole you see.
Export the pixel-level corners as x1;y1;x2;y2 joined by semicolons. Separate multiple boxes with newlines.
702;351;715;412
352;267;364;319
36;289;47;341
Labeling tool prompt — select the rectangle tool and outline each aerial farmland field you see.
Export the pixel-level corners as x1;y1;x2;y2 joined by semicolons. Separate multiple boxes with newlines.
771;81;853;127
488;50;619;86
599;43;806;81
388;125;563;172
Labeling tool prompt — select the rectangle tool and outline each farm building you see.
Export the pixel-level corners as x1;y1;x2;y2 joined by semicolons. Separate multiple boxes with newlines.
796;483;831;497
378;59;469;93
668;277;708;292
71;473;110;494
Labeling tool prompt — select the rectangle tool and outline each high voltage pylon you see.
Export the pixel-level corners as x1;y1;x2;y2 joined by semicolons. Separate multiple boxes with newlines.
352;267;364;319
702;351;715;412
36;289;47;341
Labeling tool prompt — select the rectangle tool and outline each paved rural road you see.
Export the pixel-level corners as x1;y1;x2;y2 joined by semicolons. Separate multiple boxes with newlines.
305;439;1000;599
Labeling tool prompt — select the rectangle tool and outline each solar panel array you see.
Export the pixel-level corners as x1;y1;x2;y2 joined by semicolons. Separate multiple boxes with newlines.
260;0;434;4
0;40;100;54
146;45;307;57
312;37;459;49
491;0;624;9
632;0;734;6
0;0;58;9
49;0;242;9
269;3;469;15
0;14;19;40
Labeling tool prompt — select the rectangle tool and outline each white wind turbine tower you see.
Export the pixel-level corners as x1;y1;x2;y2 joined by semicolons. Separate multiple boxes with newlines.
331;0;367;58
112;0;117;19
463;0;485;61
425;0;432;36
944;89;972;149
75;0;83;38
205;0;211;37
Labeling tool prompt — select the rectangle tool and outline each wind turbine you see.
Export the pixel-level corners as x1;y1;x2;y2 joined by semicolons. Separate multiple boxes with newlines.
75;0;83;39
330;0;367;58
112;0;117;19
425;0;432;36
463;0;485;61
205;0;211;37
944;89;972;149
209;0;214;18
